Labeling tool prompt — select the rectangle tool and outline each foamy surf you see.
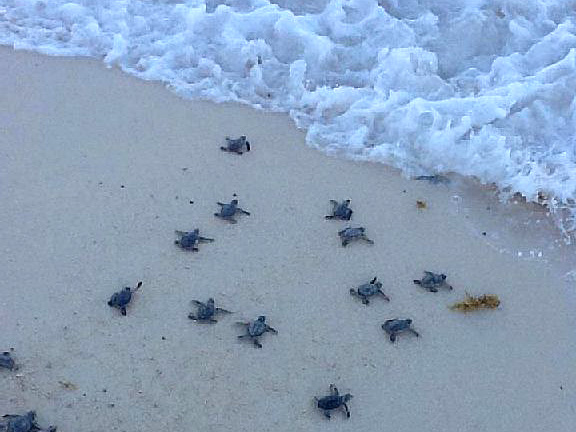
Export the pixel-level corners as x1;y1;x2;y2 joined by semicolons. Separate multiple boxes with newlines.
1;0;575;231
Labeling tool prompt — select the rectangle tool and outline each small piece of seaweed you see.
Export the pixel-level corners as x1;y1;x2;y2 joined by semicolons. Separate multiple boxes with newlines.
450;294;500;312
416;200;427;209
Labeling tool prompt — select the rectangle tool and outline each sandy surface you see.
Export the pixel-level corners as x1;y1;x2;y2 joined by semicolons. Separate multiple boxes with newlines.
1;47;576;432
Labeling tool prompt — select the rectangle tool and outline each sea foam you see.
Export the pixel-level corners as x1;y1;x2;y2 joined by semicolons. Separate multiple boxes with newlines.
1;0;576;230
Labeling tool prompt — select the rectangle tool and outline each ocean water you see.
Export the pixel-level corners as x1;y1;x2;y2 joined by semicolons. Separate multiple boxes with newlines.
1;0;576;231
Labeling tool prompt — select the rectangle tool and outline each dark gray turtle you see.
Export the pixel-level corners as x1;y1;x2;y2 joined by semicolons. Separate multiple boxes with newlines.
0;351;15;371
382;319;419;343
174;229;214;251
0;411;56;432
188;298;232;323
349;277;390;305
237;316;277;348
108;281;143;316
325;200;353;221
214;199;250;223
413;271;452;292
315;384;353;419
338;227;373;247
413;175;450;185
220;135;251;154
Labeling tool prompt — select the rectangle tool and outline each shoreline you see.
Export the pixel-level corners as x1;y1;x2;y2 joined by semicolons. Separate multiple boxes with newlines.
1;47;576;432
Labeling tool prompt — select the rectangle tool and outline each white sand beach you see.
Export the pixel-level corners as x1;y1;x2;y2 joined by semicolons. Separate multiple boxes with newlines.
1;47;576;431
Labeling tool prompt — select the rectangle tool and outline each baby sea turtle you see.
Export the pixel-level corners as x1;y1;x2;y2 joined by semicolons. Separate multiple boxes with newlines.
0;351;16;370
220;136;251;154
325;200;353;221
413;175;450;185
107;281;143;316
237;316;277;348
0;411;56;432
413;271;453;292
188;298;232;323
338;227;374;247
214;199;250;223
382;319;419;343
174;229;214;252
315;384;353;419
349;277;390;305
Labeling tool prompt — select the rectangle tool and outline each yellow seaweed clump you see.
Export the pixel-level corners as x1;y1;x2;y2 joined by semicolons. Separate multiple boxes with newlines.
450;294;500;312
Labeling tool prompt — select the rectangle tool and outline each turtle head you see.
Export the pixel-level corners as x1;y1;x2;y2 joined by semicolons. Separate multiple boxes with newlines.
124;287;131;292
405;319;412;325
257;316;266;322
26;411;36;421
343;394;353;402
231;199;239;205
207;298;215;305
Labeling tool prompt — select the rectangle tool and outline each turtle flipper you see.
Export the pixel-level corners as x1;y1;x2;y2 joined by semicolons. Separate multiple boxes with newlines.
379;290;390;301
362;236;374;244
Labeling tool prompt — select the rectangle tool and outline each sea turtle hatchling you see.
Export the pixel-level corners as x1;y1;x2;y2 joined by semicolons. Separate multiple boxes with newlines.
108;281;143;316
382;319;419;343
0;351;16;370
0;411;57;432
174;229;214;252
315;384;353;419
325;200;353;221
220;136;251;154
349;277;390;305
338;227;374;247
188;298;232;323
413;271;453;292
413;175;450;185
236;316;277;348
214;199;250;223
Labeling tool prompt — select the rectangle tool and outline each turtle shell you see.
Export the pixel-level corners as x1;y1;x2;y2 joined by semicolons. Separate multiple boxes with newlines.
317;395;342;410
109;288;132;307
247;320;266;337
357;283;379;296
0;352;15;370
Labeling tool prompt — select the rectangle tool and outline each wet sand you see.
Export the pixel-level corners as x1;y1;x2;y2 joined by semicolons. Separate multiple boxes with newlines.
1;47;576;432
